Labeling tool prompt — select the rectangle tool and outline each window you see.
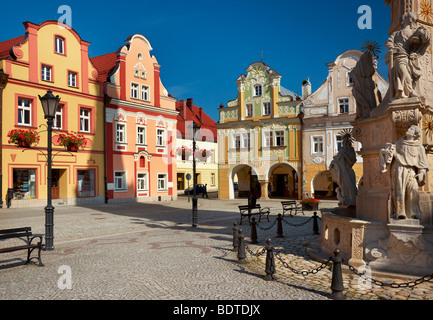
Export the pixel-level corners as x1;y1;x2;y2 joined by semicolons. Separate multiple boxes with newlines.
80;108;90;133
157;129;165;146
114;171;127;191
157;174;167;191
68;71;77;87
137;126;146;145
41;65;52;82
55;36;64;54
242;133;250;148
211;173;215;186
275;131;285;146
336;135;344;152
77;170;95;197
263;102;271;116
53;106;63;130
246;104;253;117
137;173;148;191
339;98;349;114
116;123;126;143
141;85;150;101
13;169;36;200
254;85;262;96
131;83;139;99
234;134;241;149
312;136;324;154
18;98;32;126
264;131;273;147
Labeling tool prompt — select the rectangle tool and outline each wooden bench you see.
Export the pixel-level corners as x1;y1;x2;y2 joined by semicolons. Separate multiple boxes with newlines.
281;200;304;217
0;227;44;267
238;204;270;225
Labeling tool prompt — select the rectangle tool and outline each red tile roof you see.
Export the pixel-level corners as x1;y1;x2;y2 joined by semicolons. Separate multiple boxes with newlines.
0;35;26;59
90;52;118;82
176;99;217;142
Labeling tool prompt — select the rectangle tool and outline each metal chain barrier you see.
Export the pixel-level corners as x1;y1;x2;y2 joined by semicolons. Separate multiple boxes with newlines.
345;259;433;288
281;215;314;227
256;219;277;231
244;243;267;257
275;250;331;276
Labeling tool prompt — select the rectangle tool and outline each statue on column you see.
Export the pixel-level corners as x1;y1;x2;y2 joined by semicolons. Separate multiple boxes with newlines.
380;125;429;219
329;131;358;207
385;12;430;100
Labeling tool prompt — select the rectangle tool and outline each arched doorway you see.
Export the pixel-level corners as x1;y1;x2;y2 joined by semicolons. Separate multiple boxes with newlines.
267;163;298;199
312;171;337;199
229;164;260;199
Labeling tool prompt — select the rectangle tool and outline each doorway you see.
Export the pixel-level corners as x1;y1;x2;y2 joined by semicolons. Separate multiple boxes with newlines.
52;169;66;199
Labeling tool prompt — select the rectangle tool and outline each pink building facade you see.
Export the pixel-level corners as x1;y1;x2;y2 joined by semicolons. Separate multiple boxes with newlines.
92;34;178;203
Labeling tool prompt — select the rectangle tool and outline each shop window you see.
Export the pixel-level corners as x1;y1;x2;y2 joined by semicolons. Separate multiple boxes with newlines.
13;169;36;200
77;169;95;197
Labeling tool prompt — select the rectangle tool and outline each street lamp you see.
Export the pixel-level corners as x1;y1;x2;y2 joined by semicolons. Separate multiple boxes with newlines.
38;89;60;251
191;121;201;227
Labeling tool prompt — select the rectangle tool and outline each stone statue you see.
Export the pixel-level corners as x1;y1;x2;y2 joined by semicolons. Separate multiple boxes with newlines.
380;125;429;219
329;133;358;207
350;52;381;119
385;12;430;100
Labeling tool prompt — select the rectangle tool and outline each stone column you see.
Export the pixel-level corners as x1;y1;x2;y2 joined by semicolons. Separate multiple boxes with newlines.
259;180;269;200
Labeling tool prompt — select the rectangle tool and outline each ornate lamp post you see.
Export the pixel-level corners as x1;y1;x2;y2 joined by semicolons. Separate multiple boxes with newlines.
191;121;201;228
38;89;60;251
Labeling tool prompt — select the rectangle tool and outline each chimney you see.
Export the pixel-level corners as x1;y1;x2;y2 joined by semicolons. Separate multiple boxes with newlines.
302;79;311;99
199;107;203;122
186;98;193;109
179;100;187;119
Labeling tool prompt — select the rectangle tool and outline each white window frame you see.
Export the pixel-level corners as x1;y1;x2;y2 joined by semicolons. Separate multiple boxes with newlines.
275;130;285;146
338;98;350;114
246;104;253;117
211;173;215;186
254;85;262;97
17;98;32;126
263;131;273;147
137;173;149;191
156;129;166;147
53;106;63;130
114;171;127;191
141;85;150;101
157;173;167;191
55;36;64;54
137;126;146;145
131;82;139;99
41;65;52;82
335;134;344;153
68;71;77;87
263;102;271;116
311;135;324;155
116;123;126;143
80;108;90;133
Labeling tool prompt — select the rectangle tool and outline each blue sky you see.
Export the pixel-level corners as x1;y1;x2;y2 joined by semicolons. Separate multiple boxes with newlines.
0;0;391;122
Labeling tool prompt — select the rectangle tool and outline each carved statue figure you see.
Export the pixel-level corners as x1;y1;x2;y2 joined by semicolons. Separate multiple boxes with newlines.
385;12;430;100
329;133;357;207
350;52;381;119
380;125;429;219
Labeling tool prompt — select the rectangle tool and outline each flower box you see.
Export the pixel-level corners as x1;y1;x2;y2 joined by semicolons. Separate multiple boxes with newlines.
300;197;320;211
8;129;40;148
59;131;85;152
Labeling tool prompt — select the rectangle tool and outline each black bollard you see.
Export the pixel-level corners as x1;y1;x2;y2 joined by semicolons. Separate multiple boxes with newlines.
330;248;346;300
233;222;239;252
250;217;258;244
264;238;277;281
237;229;247;264
276;214;284;238
313;212;320;235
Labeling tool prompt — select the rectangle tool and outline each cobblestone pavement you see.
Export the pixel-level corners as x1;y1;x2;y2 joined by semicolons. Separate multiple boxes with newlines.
0;196;433;301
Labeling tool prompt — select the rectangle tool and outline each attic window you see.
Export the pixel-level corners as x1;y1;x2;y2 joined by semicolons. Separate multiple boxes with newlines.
138;52;143;60
254;85;262;97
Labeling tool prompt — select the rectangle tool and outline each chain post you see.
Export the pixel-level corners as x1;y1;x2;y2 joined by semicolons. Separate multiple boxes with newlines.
276;214;284;238
313;212;320;235
237;229;247;264
264;238;277;281
232;222;239;252
250;217;258;244
330;248;346;300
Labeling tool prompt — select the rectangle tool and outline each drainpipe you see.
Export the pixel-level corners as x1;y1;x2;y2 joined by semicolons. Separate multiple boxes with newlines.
0;70;9;208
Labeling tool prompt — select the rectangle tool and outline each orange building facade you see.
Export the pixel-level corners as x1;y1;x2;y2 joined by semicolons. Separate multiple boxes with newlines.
92;34;178;203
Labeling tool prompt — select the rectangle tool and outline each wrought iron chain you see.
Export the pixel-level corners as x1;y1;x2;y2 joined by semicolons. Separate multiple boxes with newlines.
256;219;277;231
275;251;331;276
345;260;433;288
244;243;267;257
281;216;314;227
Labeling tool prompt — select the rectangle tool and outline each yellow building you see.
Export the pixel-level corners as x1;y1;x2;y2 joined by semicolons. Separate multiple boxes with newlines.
217;62;303;200
0;21;105;207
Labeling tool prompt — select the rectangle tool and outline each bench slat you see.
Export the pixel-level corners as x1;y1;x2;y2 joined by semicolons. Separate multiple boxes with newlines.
0;227;31;235
0;232;31;240
0;244;40;253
